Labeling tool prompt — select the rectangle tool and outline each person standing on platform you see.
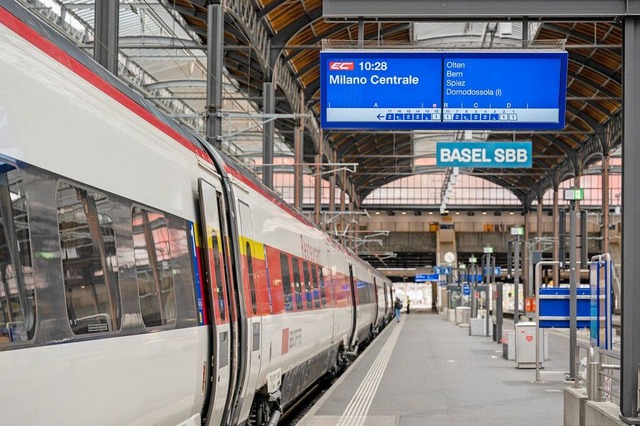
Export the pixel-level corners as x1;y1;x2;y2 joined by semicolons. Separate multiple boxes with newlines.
406;296;411;314
394;297;403;322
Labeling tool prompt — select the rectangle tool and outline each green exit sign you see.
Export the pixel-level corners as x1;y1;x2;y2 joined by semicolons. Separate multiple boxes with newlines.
564;188;584;201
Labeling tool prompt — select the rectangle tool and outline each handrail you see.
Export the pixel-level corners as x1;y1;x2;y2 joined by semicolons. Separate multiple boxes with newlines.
598;348;621;403
574;341;591;388
573;343;621;404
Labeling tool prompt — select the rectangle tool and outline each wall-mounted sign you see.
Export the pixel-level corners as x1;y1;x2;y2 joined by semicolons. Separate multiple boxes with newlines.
436;141;532;168
321;50;568;131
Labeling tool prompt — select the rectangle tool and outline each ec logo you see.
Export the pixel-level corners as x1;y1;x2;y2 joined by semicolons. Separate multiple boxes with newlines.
329;62;354;71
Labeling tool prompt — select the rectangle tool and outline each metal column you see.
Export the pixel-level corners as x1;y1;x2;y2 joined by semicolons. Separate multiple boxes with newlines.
314;154;322;225
553;187;560;286
569;199;578;381
621;16;640;423
524;213;530;300
94;0;119;75
206;2;223;151
581;208;588;267
329;150;336;229
262;82;275;189
294;114;303;210
602;156;610;254
514;234;521;324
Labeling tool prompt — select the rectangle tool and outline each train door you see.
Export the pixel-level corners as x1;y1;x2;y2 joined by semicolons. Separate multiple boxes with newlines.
198;179;235;426
236;200;262;423
348;264;358;350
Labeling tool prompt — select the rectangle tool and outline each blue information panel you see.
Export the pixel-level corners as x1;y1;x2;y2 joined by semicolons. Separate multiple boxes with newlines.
320;50;568;131
436;142;532;168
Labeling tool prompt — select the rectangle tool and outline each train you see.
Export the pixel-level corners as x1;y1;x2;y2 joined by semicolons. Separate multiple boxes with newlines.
0;2;394;425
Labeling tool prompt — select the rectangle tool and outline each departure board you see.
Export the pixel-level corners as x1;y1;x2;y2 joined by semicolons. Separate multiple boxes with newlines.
320;50;568;131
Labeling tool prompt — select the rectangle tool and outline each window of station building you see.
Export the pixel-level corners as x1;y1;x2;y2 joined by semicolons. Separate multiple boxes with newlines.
132;207;176;328
279;253;293;311
0;165;35;344
311;265;321;308
57;183;120;334
246;242;257;315
291;257;303;310
302;261;312;309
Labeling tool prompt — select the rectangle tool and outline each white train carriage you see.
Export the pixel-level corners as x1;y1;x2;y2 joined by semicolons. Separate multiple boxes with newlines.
0;2;388;425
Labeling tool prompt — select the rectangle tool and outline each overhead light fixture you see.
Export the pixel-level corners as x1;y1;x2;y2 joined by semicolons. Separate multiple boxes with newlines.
482;211;487;215
414;211;422;216
401;211;407;215
388;211;395;216
455;211;460;215
375;211;380;215
428;211;433;215
467;211;475;216
494;211;502;216
509;211;515;215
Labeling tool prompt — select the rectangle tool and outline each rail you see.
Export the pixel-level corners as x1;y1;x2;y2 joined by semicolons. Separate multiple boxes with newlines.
573;342;621;404
598;348;621;404
574;341;591;389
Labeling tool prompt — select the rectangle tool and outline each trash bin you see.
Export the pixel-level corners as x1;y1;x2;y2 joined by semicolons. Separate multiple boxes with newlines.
515;321;543;369
455;306;470;325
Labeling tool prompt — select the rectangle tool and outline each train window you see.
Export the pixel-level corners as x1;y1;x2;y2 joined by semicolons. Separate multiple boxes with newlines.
0;166;35;344
246;242;257;314
302;262;312;309
57;182;120;334
279;253;292;311
319;267;326;306
132;207;176;328
311;265;320;308
291;257;302;310
212;233;225;321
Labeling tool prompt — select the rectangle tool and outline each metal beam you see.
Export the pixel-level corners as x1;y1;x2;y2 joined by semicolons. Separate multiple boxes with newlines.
621;16;640;424
323;0;640;20
94;0;119;75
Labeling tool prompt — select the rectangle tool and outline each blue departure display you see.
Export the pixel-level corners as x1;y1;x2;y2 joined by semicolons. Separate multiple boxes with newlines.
320;51;568;131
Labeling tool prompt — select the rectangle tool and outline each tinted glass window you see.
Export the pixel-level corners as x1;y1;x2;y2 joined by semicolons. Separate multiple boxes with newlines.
280;253;292;312
213;233;225;320
57;182;120;334
311;265;320;308
302;262;312;309
246;242;256;314
319;267;327;306
132;207;176;328
0;166;35;343
291;257;302;310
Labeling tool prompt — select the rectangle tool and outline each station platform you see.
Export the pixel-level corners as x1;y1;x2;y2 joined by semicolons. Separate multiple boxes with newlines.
299;309;576;426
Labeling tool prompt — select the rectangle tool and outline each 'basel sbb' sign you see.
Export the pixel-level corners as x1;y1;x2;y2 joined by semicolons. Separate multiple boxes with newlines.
320;50;568;131
436;142;532;168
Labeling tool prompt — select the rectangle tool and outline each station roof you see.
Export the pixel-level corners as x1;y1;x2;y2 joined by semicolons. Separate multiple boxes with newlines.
168;1;622;206
31;1;622;208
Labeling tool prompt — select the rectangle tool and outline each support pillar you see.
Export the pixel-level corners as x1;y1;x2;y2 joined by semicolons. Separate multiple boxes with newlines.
315;154;322;225
206;2;223;151
602;156;610;254
262;82;275;189
524;212;530;300
621;16;640;423
553;187;559;287
94;0;119;75
329;150;337;230
294;96;303;210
